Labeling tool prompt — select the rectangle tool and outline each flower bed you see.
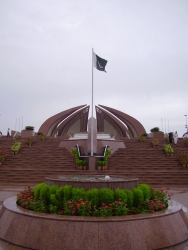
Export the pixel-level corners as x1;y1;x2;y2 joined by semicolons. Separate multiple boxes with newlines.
16;184;172;217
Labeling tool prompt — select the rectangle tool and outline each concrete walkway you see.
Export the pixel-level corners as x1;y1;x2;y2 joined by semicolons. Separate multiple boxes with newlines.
0;185;188;250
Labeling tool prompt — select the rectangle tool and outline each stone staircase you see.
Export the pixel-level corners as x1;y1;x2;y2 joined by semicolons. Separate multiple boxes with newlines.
0;137;77;186
0;136;188;188
107;138;188;187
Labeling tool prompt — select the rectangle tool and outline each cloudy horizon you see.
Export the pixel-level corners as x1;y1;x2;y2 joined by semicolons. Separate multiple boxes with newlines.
0;0;188;137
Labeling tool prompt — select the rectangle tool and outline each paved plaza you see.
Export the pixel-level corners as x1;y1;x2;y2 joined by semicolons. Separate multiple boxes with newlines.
0;185;188;250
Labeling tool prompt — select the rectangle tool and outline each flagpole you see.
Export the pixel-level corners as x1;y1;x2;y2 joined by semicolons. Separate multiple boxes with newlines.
91;48;94;156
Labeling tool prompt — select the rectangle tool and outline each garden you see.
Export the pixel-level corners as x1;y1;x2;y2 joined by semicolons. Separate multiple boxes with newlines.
16;183;172;217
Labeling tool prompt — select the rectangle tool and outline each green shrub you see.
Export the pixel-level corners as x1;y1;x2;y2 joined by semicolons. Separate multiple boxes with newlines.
37;131;43;135
49;185;59;195
34;183;46;199
63;185;72;200
72;187;87;201
142;133;148;137
25;126;34;131
138;184;151;200
98;188;114;205
125;190;133;208
11;141;22;153
50;194;59;206
40;184;50;204
150;127;160;132
87;188;99;208
114;188;127;203
56;186;64;200
55;186;65;208
133;188;144;207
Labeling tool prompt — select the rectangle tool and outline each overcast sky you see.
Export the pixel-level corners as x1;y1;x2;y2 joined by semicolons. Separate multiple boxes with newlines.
0;0;188;137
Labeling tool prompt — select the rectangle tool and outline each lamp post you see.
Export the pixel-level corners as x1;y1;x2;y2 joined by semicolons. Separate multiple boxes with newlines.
185;115;188;132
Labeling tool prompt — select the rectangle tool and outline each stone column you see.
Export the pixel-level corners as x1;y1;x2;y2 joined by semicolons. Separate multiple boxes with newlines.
87;117;97;155
87;117;97;170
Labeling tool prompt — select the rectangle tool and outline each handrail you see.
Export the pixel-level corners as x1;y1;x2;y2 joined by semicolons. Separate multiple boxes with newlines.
75;144;108;158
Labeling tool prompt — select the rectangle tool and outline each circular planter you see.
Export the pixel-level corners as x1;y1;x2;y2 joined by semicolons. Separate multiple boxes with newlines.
0;198;187;250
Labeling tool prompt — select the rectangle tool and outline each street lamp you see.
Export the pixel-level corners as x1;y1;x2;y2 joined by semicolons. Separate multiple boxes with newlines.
185;115;188;132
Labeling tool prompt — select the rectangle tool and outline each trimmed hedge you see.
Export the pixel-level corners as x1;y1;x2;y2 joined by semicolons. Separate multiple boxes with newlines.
34;183;152;209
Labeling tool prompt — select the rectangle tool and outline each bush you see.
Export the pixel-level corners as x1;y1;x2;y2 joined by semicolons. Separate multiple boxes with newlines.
98;188;114;205
72;187;87;201
63;185;72;200
87;188;99;208
125;189;133;208
114;188;127;203
138;184;151;200
25;126;34;131
132;188;144;207
34;183;46;199
40;184;50;205
139;135;146;142
37;132;43;135
11;141;22;153
150;127;159;132
142;133;148;137
17;184;171;217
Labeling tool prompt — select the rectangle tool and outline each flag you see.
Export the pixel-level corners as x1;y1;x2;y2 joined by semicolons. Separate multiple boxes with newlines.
93;52;108;72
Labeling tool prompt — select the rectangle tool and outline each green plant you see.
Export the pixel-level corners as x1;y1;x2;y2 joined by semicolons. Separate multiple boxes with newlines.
17;183;170;217
40;184;50;205
98;188;114;205
132;188;144;207
163;144;174;155
177;152;188;165
165;136;170;142
87;188;99;208
0;151;6;163
63;185;72;200
150;127;160;132
37;132;43;135
151;139;159;147
34;183;46;199
114;188;127;203
184;138;188;147
39;134;46;141
125;190;134;208
142;133;148;137
25;137;33;146
138;184;151;200
13;134;19;141
11;141;22;154
139;135;146;142
25;126;34;131
97;160;102;166
72;187;87;201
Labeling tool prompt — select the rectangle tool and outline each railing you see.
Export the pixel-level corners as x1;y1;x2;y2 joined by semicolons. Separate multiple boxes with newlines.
75;144;108;158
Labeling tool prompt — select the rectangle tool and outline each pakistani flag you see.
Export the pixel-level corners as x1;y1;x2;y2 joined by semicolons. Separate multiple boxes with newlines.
93;52;108;72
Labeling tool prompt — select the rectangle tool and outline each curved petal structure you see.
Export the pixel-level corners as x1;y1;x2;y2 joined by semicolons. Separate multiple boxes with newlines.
98;105;146;137
38;105;88;136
